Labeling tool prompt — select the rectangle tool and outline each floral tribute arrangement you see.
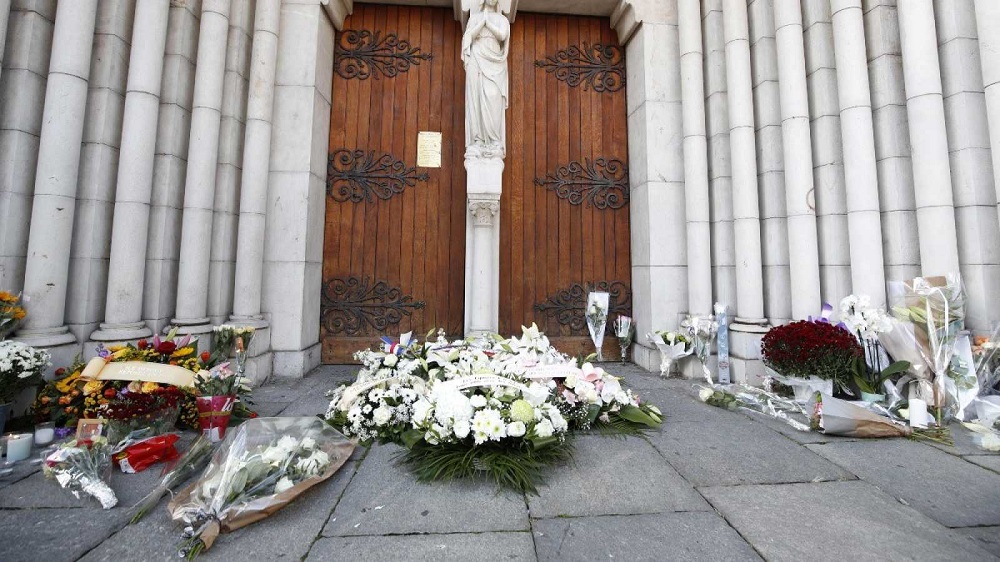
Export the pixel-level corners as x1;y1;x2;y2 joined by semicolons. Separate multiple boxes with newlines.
698;280;1000;446
33;328;256;438
761;315;863;399
324;325;661;494
168;417;353;558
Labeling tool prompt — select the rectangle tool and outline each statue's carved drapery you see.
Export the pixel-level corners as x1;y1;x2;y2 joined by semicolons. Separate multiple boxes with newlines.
462;0;510;159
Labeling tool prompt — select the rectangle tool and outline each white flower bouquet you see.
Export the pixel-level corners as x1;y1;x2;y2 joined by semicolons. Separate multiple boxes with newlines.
168;417;354;558
324;325;661;494
0;340;50;404
649;330;692;377
43;436;117;509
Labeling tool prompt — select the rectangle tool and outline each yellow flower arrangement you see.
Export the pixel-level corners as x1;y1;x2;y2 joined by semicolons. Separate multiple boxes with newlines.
171;346;195;358
83;379;104;396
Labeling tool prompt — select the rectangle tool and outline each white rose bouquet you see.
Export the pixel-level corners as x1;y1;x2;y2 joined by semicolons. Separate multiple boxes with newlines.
169;417;354;558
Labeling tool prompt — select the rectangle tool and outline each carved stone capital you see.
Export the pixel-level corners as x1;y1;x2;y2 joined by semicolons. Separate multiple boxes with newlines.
611;0;678;45
469;200;500;226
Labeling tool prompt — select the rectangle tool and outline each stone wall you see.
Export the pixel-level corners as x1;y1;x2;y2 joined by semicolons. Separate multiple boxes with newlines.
0;0;998;382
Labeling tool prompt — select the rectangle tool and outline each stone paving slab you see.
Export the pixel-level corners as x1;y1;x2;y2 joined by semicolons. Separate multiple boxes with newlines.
532;512;761;562
0;507;130;562
527;435;709;518
308;532;537;561
925;422;1000;457
649;417;855;487
323;443;530;537
961;527;1000;558
637;387;749;424
81;459;359;562
806;439;1000;527
965;454;1000;474
701;480;996;561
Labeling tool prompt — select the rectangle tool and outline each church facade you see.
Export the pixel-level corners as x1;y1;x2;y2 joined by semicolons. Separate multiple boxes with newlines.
1;0;999;383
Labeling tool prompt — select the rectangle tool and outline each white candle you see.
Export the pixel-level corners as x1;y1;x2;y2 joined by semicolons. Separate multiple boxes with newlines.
6;433;32;462
34;427;54;446
909;398;929;429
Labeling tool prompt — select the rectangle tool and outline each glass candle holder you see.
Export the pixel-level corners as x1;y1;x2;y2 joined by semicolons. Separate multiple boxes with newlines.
5;433;32;463
34;422;55;446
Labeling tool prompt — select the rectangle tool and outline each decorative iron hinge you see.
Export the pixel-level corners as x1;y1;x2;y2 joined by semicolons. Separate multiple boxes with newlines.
321;277;426;336
533;281;633;335
335;29;432;80
535;158;629;210
327;149;429;203
535;43;625;93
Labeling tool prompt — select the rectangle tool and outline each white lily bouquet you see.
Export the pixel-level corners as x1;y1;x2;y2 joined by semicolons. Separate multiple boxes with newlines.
649;330;692;377
43;436;117;509
586;292;609;361
169;417;354;558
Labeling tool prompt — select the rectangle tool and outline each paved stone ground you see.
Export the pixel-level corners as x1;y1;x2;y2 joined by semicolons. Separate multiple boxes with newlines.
2;364;999;561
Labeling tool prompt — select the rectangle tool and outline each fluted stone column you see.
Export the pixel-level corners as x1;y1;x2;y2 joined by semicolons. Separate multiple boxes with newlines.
703;0;737;311
864;0;920;284
0;0;11;83
802;0;852;310
723;0;768;384
979;0;1000;225
173;0;232;334
830;0;886;305
749;0;791;325
897;0;961;275
723;0;765;322
90;0;171;343
935;0;1000;332
66;1;136;342
0;2;56;292
678;0;712;316
17;0;99;361
232;0;281;324
208;0;254;326
773;0;821;319
143;1;201;333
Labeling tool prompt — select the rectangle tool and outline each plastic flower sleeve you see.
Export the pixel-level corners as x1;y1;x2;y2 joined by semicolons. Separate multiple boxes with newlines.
696;384;811;432
168;417;355;557
887;274;966;420
43;437;117;509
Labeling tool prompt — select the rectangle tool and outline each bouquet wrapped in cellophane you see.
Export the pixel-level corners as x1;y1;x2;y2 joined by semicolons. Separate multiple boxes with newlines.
130;435;215;523
883;274;970;423
168;417;354;558
696;384;811;432
43;437;117;509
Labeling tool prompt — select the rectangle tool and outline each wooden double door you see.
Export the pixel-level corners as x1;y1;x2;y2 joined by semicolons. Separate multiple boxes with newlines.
322;6;631;363
498;13;632;357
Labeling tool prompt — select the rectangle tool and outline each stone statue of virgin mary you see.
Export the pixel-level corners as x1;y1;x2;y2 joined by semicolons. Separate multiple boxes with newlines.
462;0;510;159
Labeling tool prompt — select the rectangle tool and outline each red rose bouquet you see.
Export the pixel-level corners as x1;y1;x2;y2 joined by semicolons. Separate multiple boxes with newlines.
761;320;863;391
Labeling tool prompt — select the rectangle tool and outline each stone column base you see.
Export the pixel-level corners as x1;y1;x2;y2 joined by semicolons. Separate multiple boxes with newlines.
728;319;770;386
272;343;321;379
168;321;214;354
90;321;153;342
15;327;81;375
